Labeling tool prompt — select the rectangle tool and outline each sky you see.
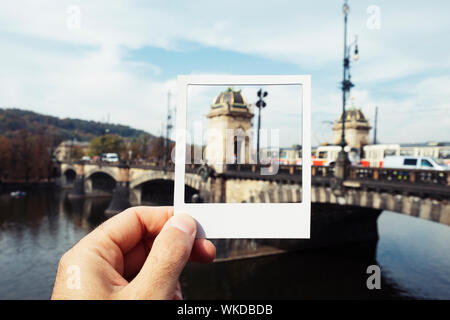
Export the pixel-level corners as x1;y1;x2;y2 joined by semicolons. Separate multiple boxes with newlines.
0;0;449;146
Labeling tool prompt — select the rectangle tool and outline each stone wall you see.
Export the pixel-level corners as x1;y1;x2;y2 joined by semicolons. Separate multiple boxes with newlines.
225;178;272;203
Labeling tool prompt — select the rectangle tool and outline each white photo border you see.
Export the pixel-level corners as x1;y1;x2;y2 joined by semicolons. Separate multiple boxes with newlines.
174;75;311;239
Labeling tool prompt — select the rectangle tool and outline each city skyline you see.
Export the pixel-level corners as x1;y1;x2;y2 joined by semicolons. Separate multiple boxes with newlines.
0;1;449;146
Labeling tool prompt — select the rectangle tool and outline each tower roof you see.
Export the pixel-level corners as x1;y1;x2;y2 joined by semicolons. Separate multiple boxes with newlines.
211;87;248;109
337;108;368;123
207;87;253;119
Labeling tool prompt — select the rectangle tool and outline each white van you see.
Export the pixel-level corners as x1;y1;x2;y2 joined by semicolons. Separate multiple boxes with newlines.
382;156;448;171
101;153;119;163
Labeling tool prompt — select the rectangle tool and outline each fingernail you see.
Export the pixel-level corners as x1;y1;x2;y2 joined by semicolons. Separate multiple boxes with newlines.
167;214;196;238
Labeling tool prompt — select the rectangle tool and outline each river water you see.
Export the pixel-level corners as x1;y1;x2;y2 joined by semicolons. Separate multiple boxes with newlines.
0;189;449;300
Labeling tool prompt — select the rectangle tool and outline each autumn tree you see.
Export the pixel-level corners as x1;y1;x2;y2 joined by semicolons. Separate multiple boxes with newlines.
148;137;167;164
0;136;12;180
31;134;52;180
1;130;55;182
126;134;153;160
13;130;34;182
88;134;124;157
70;145;85;160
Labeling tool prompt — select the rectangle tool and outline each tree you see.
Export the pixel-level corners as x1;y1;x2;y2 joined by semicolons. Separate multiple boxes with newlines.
31;134;53;180
127;134;152;161
15;129;34;182
3;130;53;182
88;134;124;157
0;136;12;180
148;137;166;163
0;108;152;142
70;145;84;160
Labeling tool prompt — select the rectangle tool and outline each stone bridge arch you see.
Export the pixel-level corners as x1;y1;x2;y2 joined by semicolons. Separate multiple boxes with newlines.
129;170;209;205
61;164;76;174
84;168;118;195
130;170;175;189
84;166;118;181
130;170;208;191
61;164;77;187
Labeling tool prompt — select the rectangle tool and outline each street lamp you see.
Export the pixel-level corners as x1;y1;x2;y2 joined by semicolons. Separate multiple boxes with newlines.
256;88;268;164
335;0;359;179
164;91;173;167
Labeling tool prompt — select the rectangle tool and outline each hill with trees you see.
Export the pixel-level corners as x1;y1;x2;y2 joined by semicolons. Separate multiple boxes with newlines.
0;108;171;183
0;108;152;143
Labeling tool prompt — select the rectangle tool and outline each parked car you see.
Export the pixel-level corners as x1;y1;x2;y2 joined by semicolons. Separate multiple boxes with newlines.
81;156;91;161
382;156;448;171
101;153;119;163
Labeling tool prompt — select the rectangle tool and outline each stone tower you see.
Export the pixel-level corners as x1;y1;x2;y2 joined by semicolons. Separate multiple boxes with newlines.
332;107;371;151
204;87;254;173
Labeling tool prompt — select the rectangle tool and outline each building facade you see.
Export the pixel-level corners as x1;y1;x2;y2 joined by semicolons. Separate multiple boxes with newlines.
204;87;254;172
54;140;89;161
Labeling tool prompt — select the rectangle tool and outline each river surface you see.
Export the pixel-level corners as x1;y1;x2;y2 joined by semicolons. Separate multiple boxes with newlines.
0;189;449;299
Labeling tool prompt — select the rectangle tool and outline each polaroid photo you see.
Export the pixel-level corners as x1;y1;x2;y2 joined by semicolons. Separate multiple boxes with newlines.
174;75;311;238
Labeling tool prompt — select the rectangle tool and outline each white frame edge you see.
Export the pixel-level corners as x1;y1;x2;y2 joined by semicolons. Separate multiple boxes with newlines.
174;75;311;239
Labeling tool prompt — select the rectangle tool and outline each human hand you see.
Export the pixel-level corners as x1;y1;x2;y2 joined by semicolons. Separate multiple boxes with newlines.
51;206;215;299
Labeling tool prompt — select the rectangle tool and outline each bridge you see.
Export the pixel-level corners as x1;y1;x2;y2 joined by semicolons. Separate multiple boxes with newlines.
54;85;450;256
58;161;450;226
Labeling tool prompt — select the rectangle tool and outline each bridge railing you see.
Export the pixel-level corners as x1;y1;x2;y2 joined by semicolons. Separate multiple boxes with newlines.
61;159;176;171
225;164;335;178
62;160;448;189
185;164;203;173
224;164;303;181
311;166;334;178
224;164;449;188
348;167;449;187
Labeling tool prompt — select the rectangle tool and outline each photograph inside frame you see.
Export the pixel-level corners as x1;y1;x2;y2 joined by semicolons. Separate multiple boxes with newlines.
184;84;303;204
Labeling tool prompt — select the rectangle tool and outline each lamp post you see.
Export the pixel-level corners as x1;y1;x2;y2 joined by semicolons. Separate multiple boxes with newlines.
164;91;173;167
335;0;359;179
101;128;109;157
256;88;268;164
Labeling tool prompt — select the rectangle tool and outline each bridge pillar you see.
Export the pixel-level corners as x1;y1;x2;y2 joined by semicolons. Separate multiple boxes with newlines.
67;161;85;199
210;175;226;203
105;162;131;216
130;186;142;206
334;150;350;180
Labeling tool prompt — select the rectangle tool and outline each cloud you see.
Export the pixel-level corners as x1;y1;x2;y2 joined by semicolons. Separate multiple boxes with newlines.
339;76;450;144
0;38;175;136
0;0;449;146
3;0;447;71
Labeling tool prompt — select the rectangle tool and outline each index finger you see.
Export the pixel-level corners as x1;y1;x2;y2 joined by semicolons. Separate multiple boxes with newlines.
84;206;173;254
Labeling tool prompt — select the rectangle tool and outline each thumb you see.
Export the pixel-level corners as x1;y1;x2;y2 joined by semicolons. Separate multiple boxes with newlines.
125;213;196;299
